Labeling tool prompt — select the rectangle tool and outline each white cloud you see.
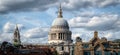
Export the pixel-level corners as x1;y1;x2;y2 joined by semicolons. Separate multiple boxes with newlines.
68;14;120;41
3;22;14;32
69;14;120;31
0;32;13;42
22;37;48;44
104;31;120;40
86;14;119;31
21;27;49;44
23;27;48;38
69;17;89;28
87;15;118;26
72;33;81;40
1;22;49;44
104;32;113;38
78;10;96;17
0;22;24;43
3;22;24;33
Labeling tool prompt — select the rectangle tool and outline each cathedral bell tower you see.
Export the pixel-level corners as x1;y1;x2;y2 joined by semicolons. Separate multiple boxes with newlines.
13;25;21;46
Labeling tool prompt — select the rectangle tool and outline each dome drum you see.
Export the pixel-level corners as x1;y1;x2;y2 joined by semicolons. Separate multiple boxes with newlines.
51;25;69;29
49;31;71;34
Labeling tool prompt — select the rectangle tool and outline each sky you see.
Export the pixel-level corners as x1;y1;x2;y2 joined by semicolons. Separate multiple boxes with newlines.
0;0;120;44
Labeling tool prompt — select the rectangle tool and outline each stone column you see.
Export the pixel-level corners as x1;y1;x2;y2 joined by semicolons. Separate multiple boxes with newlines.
64;33;66;40
63;33;64;40
102;51;104;55
61;33;63;40
57;33;59;40
91;50;94;55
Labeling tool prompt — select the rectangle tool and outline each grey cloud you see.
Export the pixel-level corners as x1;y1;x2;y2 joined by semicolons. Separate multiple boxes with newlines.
0;0;120;14
62;0;120;10
0;0;58;14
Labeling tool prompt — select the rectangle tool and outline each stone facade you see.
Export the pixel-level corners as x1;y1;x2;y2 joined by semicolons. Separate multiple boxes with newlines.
74;31;120;55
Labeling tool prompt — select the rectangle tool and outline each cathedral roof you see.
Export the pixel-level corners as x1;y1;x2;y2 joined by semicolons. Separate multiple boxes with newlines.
52;18;68;27
51;4;69;27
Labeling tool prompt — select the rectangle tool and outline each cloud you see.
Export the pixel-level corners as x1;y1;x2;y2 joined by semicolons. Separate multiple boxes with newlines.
21;27;49;44
0;0;120;14
3;22;24;33
3;22;15;32
23;27;48;38
78;10;96;17
86;14;119;31
62;0;120;10
0;0;58;14
0;22;49;43
69;14;120;41
102;31;120;40
22;37;48;44
0;22;25;42
69;14;120;31
69;17;89;28
0;33;13;42
104;32;113;38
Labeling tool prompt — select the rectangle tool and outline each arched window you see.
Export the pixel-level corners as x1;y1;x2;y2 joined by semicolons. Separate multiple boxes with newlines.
61;46;64;50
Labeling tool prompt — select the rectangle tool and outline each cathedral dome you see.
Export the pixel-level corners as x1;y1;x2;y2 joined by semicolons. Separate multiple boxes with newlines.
51;4;69;27
48;4;72;44
52;18;69;27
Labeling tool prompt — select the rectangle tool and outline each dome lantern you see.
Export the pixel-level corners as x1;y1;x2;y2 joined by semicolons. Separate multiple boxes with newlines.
57;4;63;18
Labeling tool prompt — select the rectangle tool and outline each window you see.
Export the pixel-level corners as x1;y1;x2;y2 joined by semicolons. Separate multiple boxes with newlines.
104;51;111;55
103;43;109;48
94;51;102;55
61;46;64;50
84;51;91;55
83;44;89;48
118;51;120;55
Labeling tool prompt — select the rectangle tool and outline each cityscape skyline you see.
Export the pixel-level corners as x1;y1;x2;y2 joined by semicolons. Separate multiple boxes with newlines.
0;0;120;44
